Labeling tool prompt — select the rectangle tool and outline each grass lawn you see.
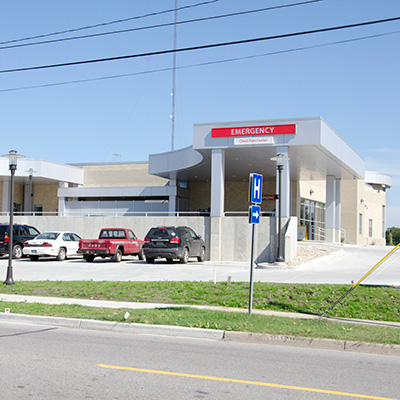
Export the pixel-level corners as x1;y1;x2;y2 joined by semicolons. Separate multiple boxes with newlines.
1;281;399;345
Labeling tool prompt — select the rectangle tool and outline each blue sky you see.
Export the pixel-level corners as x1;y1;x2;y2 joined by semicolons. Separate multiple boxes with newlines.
0;0;399;225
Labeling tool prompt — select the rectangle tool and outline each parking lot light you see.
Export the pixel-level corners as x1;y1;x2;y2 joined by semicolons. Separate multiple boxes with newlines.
1;150;25;285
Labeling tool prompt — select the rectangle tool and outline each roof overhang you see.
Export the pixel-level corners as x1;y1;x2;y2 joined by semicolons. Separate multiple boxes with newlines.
0;158;84;185
149;117;365;183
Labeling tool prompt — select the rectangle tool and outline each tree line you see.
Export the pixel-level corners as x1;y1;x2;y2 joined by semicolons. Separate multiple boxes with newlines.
386;227;400;246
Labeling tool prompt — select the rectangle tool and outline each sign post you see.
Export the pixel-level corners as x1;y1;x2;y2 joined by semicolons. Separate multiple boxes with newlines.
248;173;263;315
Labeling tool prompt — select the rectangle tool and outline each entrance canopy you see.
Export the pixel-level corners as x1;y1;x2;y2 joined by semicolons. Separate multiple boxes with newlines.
149;117;365;183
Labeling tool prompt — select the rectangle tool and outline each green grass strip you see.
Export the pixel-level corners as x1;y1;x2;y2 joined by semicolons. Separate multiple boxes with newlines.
1;281;398;322
1;301;399;346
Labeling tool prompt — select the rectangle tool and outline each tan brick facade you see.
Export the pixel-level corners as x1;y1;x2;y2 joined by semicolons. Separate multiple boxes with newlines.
189;180;278;213
81;163;168;187
33;184;59;213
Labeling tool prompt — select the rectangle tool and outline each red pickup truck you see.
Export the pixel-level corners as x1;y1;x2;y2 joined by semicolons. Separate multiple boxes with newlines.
78;228;144;262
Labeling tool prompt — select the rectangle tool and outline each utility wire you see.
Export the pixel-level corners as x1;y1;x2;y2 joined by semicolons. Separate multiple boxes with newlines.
0;0;323;51
1;29;398;93
0;16;398;75
0;0;222;45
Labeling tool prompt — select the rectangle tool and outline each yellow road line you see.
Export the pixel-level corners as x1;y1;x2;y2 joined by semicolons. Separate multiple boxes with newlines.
97;364;398;400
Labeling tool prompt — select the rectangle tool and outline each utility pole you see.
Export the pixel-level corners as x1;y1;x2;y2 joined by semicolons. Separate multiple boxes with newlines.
171;0;178;151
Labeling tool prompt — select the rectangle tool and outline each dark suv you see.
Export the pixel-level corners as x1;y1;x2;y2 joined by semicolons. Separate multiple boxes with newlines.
142;226;206;264
0;224;40;259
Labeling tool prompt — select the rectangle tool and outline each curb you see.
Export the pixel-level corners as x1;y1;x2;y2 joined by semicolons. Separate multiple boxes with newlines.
0;313;224;340
1;313;399;356
223;332;400;356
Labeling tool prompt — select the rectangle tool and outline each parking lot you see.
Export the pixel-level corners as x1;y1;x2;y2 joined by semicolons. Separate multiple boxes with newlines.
1;243;399;285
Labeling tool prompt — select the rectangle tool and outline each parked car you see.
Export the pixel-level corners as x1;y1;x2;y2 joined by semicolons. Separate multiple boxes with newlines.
0;224;41;259
23;231;82;261
142;226;206;264
78;228;144;262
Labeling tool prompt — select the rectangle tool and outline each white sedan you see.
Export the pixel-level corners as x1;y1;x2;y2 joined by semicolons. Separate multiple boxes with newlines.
23;231;82;261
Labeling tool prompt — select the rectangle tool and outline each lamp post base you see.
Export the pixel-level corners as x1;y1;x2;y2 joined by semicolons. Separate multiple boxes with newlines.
4;267;15;285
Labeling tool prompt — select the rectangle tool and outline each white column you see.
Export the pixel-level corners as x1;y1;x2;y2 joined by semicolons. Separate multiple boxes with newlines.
169;178;177;215
276;146;290;217
210;149;225;217
58;182;68;216
326;175;336;242
335;178;342;242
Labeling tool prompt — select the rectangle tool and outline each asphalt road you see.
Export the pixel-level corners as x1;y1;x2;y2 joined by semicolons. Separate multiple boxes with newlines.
2;244;400;285
1;320;399;400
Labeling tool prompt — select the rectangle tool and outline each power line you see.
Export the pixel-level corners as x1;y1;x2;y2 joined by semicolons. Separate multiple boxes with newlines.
1;29;398;93
0;0;323;51
0;0;222;45
0;16;398;75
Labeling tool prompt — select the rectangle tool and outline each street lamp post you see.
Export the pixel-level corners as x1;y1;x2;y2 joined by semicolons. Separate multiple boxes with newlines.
276;162;284;262
27;168;35;215
271;154;290;263
2;150;25;285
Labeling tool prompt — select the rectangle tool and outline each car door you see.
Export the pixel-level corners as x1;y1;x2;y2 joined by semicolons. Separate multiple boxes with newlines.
178;228;196;256
186;227;202;256
63;233;80;255
127;230;140;253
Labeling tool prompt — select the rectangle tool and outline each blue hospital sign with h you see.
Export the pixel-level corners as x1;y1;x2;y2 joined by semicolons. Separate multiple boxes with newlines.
249;173;263;204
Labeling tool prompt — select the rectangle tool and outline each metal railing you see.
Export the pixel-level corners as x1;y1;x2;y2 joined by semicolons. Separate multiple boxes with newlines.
341;228;353;244
2;210;276;218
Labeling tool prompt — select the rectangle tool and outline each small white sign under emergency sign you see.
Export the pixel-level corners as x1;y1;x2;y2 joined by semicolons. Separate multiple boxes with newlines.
234;137;274;146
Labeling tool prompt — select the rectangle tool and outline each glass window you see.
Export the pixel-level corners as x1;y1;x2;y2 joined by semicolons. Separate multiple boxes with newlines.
299;198;326;240
33;205;43;216
359;214;363;235
27;226;40;236
187;228;198;239
369;219;373;238
71;233;81;241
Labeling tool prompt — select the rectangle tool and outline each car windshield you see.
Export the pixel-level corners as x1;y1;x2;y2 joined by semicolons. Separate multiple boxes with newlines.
35;232;60;240
147;228;176;238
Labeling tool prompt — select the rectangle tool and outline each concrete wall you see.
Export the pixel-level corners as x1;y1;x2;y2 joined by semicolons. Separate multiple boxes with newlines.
341;179;387;246
11;215;295;263
341;179;358;244
299;179;326;203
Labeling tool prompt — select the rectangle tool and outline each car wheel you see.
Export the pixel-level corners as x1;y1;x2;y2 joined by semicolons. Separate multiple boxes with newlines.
146;257;154;264
56;247;66;261
197;246;206;262
180;248;189;264
84;255;95;262
12;244;23;259
138;248;144;261
112;249;122;262
29;255;39;261
166;257;173;264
